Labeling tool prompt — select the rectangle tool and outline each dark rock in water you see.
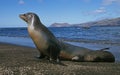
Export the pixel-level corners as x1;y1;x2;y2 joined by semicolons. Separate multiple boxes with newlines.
84;51;115;62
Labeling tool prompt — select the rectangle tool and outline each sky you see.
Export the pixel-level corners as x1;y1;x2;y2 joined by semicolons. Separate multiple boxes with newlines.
0;0;120;27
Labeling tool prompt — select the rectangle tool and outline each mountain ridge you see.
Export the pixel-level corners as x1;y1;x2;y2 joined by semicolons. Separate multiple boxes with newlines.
50;17;120;27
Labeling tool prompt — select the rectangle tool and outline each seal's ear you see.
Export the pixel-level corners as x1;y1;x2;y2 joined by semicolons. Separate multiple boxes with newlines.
27;14;33;19
26;14;34;24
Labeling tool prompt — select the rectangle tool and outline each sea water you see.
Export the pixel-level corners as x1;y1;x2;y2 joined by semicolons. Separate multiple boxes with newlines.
0;26;120;43
0;26;120;61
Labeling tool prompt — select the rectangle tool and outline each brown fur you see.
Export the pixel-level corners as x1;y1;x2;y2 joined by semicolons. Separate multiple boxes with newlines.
84;51;115;62
20;12;61;62
20;12;115;62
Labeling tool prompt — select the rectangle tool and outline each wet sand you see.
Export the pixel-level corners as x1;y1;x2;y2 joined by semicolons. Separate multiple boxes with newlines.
0;42;120;75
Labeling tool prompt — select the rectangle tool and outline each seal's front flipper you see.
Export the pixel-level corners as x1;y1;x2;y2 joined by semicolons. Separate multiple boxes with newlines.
35;53;46;59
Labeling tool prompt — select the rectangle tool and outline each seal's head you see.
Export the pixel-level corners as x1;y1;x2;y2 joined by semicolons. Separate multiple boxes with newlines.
19;12;41;25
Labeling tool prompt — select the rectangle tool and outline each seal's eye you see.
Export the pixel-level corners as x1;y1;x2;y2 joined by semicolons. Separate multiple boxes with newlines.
23;14;25;16
23;14;27;17
28;15;32;19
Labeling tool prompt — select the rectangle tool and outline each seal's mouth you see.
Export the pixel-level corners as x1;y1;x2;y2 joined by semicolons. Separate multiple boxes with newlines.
19;14;28;22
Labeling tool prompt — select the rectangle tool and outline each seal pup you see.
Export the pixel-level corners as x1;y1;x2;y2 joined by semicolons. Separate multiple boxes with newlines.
19;12;61;62
19;12;115;62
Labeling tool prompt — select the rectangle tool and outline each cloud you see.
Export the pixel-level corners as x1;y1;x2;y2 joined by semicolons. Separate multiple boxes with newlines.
102;0;120;6
18;0;43;4
92;7;106;14
19;0;25;5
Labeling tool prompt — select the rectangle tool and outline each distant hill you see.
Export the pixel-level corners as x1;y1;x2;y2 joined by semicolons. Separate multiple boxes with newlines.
50;17;120;27
50;23;71;27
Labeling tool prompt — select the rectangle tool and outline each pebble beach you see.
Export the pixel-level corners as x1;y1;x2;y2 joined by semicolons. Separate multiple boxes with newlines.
0;42;120;75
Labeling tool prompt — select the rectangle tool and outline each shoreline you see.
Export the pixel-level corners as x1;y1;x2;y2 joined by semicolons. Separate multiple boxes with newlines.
0;36;120;62
0;42;120;75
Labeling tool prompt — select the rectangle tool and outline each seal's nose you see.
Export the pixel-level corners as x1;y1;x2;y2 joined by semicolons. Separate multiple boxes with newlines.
19;14;28;22
19;14;24;18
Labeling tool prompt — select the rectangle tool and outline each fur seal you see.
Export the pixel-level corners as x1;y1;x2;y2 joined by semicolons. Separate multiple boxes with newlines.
19;12;115;62
19;12;61;62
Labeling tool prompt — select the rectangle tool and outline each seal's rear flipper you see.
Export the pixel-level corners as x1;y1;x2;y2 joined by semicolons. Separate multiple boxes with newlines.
99;48;109;51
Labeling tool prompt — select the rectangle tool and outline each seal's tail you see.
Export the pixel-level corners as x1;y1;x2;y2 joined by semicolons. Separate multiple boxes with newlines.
99;47;110;51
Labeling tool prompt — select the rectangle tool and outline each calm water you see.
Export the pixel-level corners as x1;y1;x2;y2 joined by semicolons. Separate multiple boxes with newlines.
0;26;120;43
0;26;120;61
